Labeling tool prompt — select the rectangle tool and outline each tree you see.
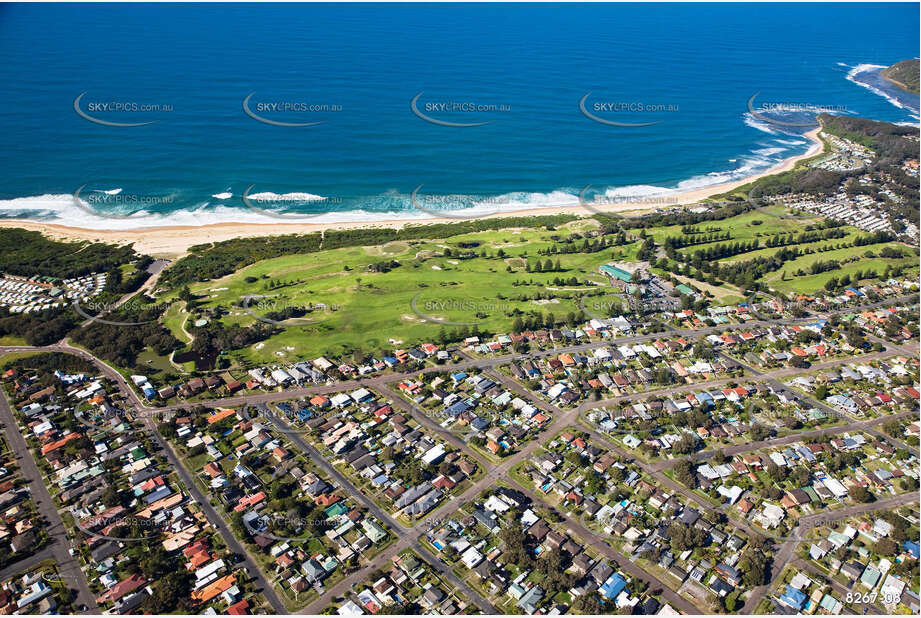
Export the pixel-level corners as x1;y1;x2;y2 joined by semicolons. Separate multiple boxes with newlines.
848;486;874;503
142;570;194;614
692;341;715;360
748;423;772;441
674;460;697;488
573;594;602;614
738;548;770;586
499;525;533;567
102;486;122;508
766;462;786;483
668;523;709;552
875;538;898;556
671;433;698;455
724;590;742;612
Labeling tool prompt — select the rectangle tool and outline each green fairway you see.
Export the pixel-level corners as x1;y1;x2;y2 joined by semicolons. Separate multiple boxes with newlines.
157;207;916;364
166;224;630;362
632;205;917;298
767;257;919;295
632;207;824;248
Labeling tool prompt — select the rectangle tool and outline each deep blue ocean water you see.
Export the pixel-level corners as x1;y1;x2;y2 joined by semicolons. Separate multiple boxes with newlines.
0;2;917;229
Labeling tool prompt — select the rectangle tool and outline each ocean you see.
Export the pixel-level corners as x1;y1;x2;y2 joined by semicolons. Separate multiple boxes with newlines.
0;2;918;229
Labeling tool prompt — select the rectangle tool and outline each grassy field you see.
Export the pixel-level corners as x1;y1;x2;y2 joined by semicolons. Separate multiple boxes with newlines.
632;206;917;298
164;220;628;362
632;205;825;248
156;209;916;364
666;272;744;304
135;348;180;377
716;229;878;264
767;257;919;295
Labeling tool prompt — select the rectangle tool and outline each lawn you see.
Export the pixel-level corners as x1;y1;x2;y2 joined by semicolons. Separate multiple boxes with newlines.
135;348;178;377
630;204;916;298
153;208;915;364
163;225;625;362
631;206;824;248
765;251;918;295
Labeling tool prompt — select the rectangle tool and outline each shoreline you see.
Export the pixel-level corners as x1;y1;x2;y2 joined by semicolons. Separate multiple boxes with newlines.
881;61;920;97
0;129;823;258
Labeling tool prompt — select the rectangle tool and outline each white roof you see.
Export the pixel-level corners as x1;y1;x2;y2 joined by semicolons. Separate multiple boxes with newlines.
337;601;365;615
484;495;511;513
717;485;744;504
350;388;372;401
421;444;446;465
330;393;352;407
461;546;484;568
195;558;226;582
762;503;785;521
270;368;293;383
822;477;848;498
547;383;567;399
769;452;786;467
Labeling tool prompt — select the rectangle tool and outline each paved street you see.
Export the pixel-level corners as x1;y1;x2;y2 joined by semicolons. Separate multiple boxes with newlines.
138;415;289;614
0;391;98;613
0;292;916;613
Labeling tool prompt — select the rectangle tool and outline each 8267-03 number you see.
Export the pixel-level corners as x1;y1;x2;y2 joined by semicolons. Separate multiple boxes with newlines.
845;592;899;605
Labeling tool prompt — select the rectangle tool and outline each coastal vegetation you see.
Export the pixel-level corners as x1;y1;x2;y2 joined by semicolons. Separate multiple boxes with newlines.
148;205;916;364
162;214;578;286
882;58;920;94
1;117;917;372
0;228;143;279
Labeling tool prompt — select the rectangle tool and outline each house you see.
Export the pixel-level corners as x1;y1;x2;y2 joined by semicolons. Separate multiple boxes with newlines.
97;574;146;604
421;586;445;608
779;585;807;610
600;573;627;599
840;561;865;581
516;585;544;614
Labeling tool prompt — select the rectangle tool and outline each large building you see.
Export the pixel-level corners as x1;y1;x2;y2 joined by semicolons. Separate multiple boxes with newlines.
600;264;634;283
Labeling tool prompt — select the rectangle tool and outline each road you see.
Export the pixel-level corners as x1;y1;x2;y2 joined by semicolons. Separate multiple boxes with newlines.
0;390;98;613
0;291;915;613
77;258;170;328
0;346;287;614
138;414;289;614
513;481;703;614
791;558;882;615
260;411;496;614
21;291;906;414
723;347;920;459
5;338;915;613
740;491;921;613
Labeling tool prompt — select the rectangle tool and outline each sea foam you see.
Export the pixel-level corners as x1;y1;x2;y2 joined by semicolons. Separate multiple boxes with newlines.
845;62;920;116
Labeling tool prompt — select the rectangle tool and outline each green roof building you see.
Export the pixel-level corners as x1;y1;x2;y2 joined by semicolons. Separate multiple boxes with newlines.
600;264;633;282
325;502;349;517
676;284;696;295
860;566;880;588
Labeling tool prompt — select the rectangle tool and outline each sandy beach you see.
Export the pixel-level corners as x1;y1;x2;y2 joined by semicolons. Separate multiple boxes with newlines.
0;129;823;259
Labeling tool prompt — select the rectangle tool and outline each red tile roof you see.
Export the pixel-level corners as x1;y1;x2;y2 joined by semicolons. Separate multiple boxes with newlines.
97;573;146;603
